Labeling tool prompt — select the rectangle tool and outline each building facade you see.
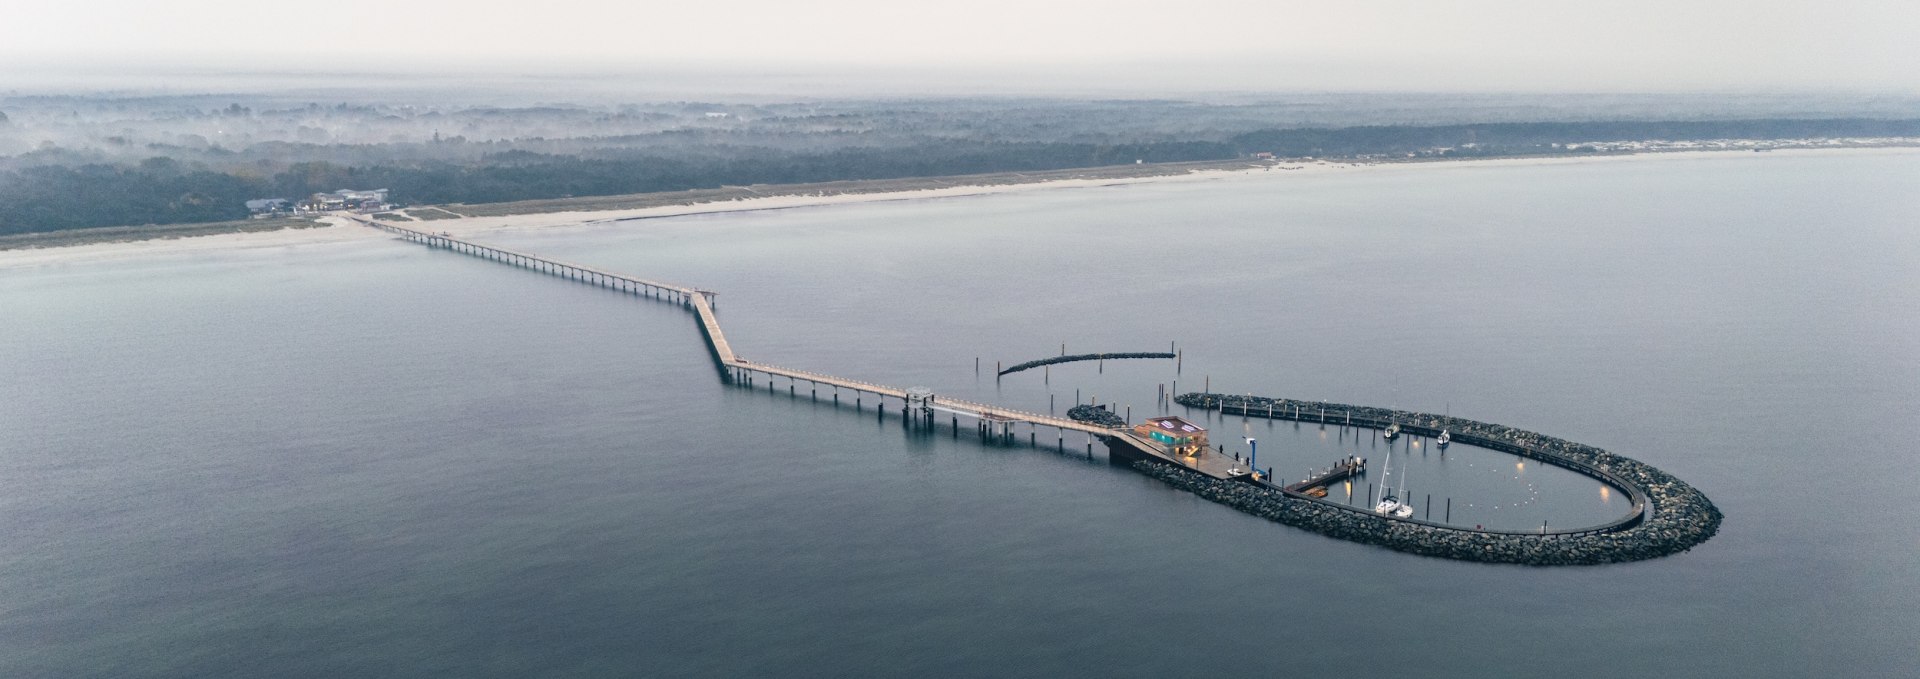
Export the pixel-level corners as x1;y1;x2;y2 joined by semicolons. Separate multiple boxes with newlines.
1134;416;1207;455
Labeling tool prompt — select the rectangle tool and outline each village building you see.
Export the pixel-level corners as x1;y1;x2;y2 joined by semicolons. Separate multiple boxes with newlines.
296;188;391;214
1134;416;1207;456
244;198;292;217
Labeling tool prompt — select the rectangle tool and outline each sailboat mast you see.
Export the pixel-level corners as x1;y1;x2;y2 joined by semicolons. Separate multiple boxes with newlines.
1379;447;1393;500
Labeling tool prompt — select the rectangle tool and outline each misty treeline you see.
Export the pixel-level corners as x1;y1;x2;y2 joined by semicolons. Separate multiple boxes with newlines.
0;140;1224;233
1;94;1917;234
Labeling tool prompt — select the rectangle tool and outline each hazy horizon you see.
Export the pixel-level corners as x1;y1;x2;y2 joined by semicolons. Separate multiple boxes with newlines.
8;0;1918;97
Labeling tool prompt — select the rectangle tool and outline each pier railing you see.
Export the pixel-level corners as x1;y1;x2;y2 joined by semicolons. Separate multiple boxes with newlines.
359;215;1127;439
357;214;1658;543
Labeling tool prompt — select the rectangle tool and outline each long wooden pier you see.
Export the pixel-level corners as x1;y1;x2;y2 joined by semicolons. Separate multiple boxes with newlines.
349;216;1720;560
349;217;1231;468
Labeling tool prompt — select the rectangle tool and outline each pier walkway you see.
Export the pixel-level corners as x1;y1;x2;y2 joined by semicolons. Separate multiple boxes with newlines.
351;217;1194;460
345;216;1724;563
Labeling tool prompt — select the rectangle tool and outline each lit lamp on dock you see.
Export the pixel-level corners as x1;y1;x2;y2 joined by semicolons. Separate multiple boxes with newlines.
1134;416;1207;457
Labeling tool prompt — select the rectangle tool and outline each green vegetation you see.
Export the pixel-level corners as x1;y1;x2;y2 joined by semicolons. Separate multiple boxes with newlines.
404;207;466;220
2;112;1915;237
444;160;1253;218
0;217;322;250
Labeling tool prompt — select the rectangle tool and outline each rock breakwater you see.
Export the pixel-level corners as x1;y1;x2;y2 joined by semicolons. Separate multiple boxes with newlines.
1067;404;1127;427
1143;392;1722;565
998;352;1174;376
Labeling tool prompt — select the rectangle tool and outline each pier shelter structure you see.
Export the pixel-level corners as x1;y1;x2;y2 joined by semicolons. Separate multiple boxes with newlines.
1135;416;1207;455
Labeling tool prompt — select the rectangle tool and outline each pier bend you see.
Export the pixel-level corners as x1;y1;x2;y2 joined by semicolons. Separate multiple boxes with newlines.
352;217;1720;565
353;218;1145;446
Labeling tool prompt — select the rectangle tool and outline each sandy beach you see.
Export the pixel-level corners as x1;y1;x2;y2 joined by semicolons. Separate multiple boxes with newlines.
4;146;1912;270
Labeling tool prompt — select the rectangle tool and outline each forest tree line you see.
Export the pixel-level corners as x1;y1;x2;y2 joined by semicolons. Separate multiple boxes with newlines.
3;118;1915;235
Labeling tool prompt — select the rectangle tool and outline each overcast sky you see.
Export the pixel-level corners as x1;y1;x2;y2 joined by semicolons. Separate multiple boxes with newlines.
7;0;1916;93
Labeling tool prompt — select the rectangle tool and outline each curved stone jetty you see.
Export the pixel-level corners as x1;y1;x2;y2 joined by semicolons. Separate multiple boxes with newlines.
1066;404;1127;427
998;352;1174;376
1153;393;1722;565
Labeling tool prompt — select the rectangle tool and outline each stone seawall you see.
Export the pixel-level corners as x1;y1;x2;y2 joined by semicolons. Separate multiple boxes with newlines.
1148;393;1722;565
998;352;1174;376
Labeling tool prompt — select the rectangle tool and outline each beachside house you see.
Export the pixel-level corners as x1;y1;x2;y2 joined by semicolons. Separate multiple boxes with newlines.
244;198;292;217
298;189;391;214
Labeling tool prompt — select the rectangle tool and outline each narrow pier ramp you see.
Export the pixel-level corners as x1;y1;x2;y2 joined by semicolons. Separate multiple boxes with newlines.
354;216;1128;441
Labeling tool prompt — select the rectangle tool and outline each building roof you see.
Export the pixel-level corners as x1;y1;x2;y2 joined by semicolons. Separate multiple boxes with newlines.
1143;416;1205;434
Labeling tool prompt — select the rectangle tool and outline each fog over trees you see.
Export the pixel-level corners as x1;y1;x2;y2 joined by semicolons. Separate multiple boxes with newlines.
3;92;1917;235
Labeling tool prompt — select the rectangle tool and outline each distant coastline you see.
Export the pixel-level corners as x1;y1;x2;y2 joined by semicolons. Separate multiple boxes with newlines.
4;143;1915;267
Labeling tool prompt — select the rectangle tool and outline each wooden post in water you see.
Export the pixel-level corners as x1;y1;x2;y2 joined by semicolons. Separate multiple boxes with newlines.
1446;498;1452;523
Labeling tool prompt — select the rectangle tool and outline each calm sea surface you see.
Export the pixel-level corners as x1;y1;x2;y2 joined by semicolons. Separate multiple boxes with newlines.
3;151;1916;677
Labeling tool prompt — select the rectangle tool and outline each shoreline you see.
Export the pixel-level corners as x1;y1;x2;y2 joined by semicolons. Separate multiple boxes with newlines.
5;144;1915;269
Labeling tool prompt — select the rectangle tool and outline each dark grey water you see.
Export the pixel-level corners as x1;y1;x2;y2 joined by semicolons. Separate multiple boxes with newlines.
4;150;1916;677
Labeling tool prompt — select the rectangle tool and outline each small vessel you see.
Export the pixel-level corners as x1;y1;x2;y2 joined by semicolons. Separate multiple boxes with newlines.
1378;443;1416;518
1383;422;1401;440
1437;429;1451;448
1374;447;1404;514
1393;449;1415;518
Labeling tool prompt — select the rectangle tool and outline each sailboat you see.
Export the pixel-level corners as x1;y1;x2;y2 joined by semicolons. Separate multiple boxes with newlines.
1375;447;1404;515
1383;421;1401;440
1391;452;1414;518
1436;403;1451;449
